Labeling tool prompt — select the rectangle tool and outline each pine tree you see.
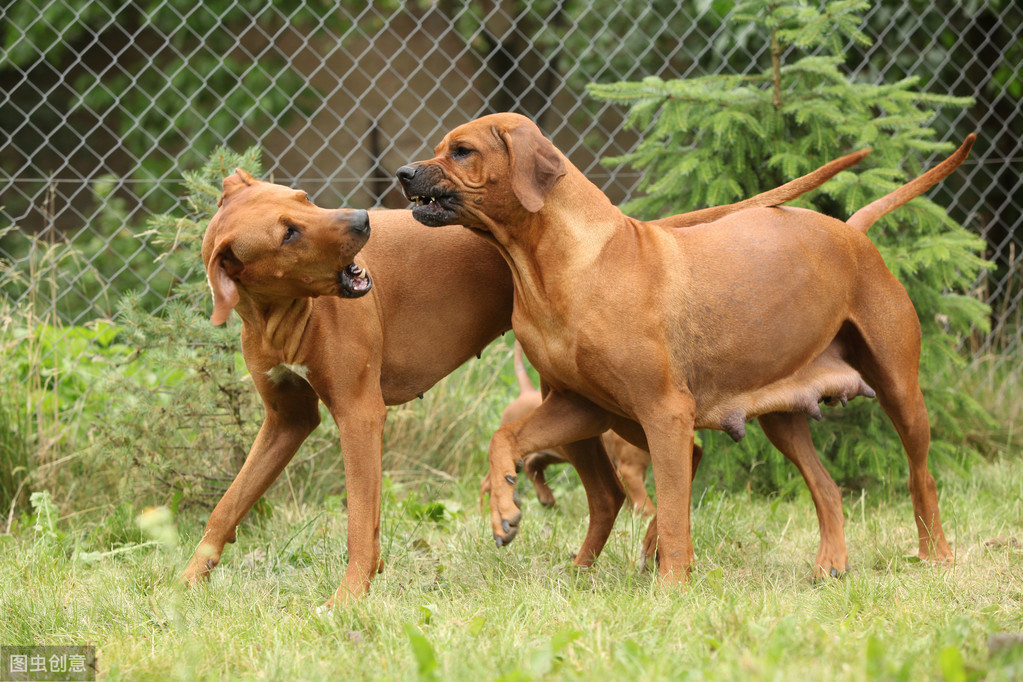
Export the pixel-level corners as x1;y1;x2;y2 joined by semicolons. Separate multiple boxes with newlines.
589;0;993;489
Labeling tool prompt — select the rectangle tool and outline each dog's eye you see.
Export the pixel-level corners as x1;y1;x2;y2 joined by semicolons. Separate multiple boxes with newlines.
282;224;300;244
451;146;474;160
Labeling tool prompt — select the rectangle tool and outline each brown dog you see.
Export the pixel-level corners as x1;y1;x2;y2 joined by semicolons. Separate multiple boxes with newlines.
396;113;975;584
482;341;656;515
480;149;882;578
183;149;871;604
183;170;514;607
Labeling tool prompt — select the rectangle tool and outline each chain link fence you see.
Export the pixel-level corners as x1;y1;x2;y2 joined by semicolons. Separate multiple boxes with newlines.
2;1;1021;380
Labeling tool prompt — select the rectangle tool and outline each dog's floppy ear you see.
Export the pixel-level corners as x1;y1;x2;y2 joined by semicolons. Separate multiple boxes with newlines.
218;168;257;207
206;241;243;325
499;125;567;213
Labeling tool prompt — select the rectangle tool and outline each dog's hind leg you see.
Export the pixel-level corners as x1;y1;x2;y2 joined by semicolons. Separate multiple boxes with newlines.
759;412;848;579
522;450;568;508
845;284;951;562
559;438;626;566
873;373;950;561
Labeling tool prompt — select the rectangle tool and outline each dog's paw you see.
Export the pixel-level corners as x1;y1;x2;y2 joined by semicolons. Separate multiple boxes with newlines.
179;553;219;589
491;504;522;548
493;512;522;547
490;472;522;547
811;563;848;585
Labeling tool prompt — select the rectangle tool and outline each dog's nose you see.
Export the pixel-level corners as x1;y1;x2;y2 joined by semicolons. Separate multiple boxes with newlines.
351;209;370;235
395;165;418;185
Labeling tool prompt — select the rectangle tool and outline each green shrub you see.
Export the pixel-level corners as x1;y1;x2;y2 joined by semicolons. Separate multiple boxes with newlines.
589;0;994;491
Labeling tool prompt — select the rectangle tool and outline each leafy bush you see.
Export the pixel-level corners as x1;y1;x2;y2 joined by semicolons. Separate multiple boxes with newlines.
589;0;993;491
0;232;138;513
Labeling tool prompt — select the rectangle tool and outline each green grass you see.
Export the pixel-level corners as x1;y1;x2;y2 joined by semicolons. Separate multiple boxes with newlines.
2;452;1022;681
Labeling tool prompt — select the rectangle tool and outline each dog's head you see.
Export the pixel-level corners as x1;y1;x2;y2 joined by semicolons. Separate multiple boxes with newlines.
395;113;567;232
201;169;373;325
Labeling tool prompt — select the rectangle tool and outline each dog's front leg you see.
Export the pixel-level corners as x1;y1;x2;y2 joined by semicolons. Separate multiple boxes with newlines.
181;377;321;587
641;394;698;585
640;444;703;566
488;390;614;549
321;398;387;608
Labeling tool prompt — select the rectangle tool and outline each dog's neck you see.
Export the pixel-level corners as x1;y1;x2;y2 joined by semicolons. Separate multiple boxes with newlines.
485;164;625;312
236;295;314;361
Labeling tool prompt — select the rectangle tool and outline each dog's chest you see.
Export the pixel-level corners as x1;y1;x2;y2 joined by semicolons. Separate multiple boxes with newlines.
511;316;572;384
266;363;311;384
512;313;618;405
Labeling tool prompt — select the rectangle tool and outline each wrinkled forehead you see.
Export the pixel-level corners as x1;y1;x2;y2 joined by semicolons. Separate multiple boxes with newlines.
432;122;505;156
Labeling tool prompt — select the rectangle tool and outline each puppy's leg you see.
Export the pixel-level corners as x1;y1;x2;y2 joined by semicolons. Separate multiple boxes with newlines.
558;438;625;566
759;412;847;579
182;376;320;586
605;434;655;516
522;450;567;508
478;472;492;511
488;390;614;548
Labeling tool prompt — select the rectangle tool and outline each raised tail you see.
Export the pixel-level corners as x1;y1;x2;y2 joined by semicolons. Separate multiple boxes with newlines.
846;134;976;233
513;341;535;396
651;147;871;229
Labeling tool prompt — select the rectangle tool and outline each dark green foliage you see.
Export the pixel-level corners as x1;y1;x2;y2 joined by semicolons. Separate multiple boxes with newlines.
589;0;993;490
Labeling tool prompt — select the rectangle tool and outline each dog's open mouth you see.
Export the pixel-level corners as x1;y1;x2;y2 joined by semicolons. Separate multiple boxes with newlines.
408;192;458;227
338;261;372;298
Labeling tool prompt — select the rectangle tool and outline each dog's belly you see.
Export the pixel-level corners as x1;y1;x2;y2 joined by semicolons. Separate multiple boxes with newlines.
693;343;875;441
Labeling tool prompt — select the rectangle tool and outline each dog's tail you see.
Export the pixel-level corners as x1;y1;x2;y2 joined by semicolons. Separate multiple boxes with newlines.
651;147;872;229
846;134;976;233
513;340;535;396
